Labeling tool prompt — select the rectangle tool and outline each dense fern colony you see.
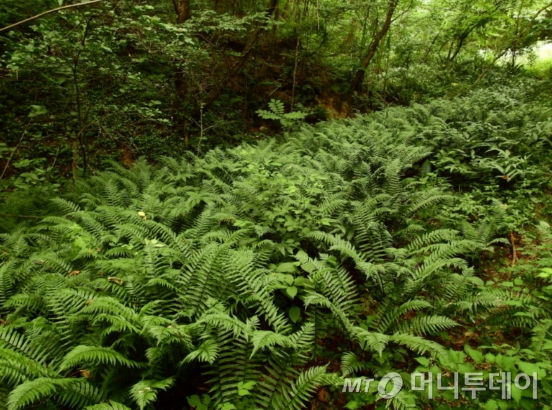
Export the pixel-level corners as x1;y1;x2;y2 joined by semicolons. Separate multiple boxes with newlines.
1;90;552;409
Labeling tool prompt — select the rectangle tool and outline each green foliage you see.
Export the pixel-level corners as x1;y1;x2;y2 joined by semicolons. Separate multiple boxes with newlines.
1;0;552;407
256;99;307;129
1;87;552;409
1;0;552;178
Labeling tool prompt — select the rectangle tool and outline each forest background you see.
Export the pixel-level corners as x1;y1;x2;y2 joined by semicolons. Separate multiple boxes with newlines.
2;0;552;180
2;1;552;410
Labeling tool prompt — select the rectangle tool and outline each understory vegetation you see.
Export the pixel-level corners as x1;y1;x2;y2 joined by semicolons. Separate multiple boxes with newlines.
2;1;552;409
1;87;552;409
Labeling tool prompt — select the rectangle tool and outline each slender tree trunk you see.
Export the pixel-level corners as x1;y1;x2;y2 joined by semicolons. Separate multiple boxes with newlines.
348;0;398;95
172;0;191;145
449;18;490;63
291;9;301;110
449;34;467;62
421;32;441;64
72;17;92;178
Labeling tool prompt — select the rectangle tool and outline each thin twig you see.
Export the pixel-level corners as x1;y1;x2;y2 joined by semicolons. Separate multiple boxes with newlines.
510;231;517;266
0;120;32;180
0;0;103;33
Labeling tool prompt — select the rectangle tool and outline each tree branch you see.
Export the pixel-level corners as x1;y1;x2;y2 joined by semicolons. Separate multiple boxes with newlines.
348;0;399;95
0;0;104;33
475;1;552;83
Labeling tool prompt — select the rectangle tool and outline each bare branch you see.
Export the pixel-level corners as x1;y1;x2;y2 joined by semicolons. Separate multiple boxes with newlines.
0;0;104;33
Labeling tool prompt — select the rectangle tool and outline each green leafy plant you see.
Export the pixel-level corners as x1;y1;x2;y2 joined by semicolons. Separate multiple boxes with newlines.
256;100;307;129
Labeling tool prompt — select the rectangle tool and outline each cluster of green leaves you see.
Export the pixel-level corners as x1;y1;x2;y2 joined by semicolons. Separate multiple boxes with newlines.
256;99;307;130
0;0;266;182
355;85;552;228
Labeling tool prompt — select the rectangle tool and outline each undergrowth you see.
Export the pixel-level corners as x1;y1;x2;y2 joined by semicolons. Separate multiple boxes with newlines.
0;88;551;410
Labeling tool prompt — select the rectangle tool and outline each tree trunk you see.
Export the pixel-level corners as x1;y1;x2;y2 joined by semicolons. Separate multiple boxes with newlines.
348;0;398;95
172;0;191;145
172;0;191;23
448;18;491;63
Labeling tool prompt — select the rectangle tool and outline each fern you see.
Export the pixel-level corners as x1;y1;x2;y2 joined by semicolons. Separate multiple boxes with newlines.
60;346;143;370
0;101;537;409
